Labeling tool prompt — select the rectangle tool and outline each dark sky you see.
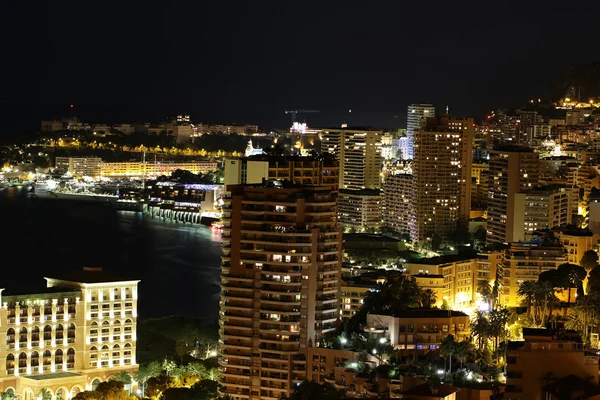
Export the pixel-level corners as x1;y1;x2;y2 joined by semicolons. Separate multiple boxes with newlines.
2;1;600;131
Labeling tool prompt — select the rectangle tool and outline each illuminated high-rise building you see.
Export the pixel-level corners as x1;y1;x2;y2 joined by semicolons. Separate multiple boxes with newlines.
218;181;342;400
411;115;473;243
406;104;435;159
486;147;540;245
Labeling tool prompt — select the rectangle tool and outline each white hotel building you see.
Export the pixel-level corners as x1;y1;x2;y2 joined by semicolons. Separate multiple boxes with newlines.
0;267;139;400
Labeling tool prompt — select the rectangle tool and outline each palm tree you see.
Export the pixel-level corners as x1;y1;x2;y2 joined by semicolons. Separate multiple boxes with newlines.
440;335;457;374
517;281;537;319
477;280;493;310
420;289;438;308
471;310;490;350
567;295;598;344
111;370;132;385
534;281;557;327
454;340;473;368
37;388;52;400
205;367;222;381
488;308;511;352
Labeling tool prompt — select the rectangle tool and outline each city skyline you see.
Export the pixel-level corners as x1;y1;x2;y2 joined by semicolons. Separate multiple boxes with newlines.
2;1;600;135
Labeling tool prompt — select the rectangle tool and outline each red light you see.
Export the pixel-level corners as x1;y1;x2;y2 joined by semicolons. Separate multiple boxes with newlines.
70;104;74;108
487;115;491;119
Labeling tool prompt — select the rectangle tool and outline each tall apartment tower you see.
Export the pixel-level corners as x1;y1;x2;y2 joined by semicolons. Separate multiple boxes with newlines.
406;104;435;159
411;115;473;243
487;147;540;245
218;181;343;400
320;128;382;190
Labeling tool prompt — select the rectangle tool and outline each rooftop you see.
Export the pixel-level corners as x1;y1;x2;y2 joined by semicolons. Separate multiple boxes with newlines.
409;251;478;265
2;282;80;298
26;372;82;381
343;234;401;243
401;383;459;398
372;309;468;319
45;267;139;284
543;375;600;400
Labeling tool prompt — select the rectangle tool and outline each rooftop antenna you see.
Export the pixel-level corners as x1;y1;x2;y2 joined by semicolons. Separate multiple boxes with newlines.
446;105;449;114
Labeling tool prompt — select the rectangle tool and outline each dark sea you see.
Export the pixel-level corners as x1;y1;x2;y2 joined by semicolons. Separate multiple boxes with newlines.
0;186;222;322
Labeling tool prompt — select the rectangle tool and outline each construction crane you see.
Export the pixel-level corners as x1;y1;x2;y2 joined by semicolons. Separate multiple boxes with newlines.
285;109;320;125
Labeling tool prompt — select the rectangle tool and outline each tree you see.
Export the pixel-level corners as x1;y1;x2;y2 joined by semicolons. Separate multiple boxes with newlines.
454;340;473;368
580;250;599;271
517;281;537;318
96;381;124;396
191;380;218;399
111;371;132;385
440;335;457;373
419;289;437;308
288;380;345;400
175;340;187;363
471;311;490;350
73;392;102;400
477;280;493;310
488;308;511;352
37;388;52;400
556;263;587;305
204;367;222;381
103;388;137;400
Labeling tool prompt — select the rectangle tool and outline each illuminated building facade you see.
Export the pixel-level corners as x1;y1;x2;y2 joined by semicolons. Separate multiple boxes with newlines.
411;115;473;243
55;158;102;179
486;147;539;245
223;156;339;196
338;189;382;230
0;267;139;400
364;310;470;360
503;242;566;307
406;104;435;160
320;128;382;190
505;329;599;400
100;161;218;178
218;181;342;400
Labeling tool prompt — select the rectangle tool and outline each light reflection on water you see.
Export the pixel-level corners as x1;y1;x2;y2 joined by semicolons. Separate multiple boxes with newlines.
0;187;223;322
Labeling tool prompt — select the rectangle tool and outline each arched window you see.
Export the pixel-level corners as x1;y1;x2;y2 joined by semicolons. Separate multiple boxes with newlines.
43;325;52;340
90;346;97;352
67;348;75;367
6;328;15;344
124;343;132;348
102;320;109;326
30;351;39;367
67;323;75;339
55;349;63;365
91;321;98;327
124;319;132;325
91;379;101;390
113;319;121;325
18;352;27;368
101;345;109;351
112;344;120;359
6;353;15;373
90;346;98;361
19;327;27;343
43;350;51;366
56;324;64;339
31;326;40;342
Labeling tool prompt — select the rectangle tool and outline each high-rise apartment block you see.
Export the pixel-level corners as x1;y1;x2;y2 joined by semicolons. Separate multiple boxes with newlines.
515;186;573;240
487;147;540;245
320;128;382;190
0;268;139;400
218;181;342;400
382;173;413;238
410;115;473;243
406;104;435;160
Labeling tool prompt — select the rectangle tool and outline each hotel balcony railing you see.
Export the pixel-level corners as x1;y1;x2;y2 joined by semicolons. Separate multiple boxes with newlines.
260;315;301;323
260;297;300;305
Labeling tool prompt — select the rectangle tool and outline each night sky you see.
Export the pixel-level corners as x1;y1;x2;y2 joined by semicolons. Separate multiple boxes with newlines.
2;1;600;132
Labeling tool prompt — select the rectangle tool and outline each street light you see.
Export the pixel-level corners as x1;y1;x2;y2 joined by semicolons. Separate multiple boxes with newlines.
379;337;386;344
340;337;348;345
